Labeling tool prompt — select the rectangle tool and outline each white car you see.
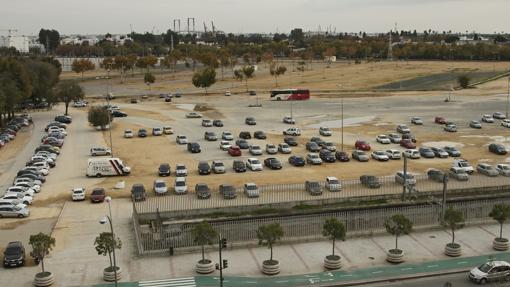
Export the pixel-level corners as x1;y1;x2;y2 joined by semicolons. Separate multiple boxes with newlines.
278;143;292;154
175;164;188;177
246;158;263;171
403;149;421;159
319;127;332;136
325;177;341;192
2;192;33;205
0;199;27;210
371;150;389;161
323;142;337;152
90;147;112;156
6;186;35;197
71;188;86;201
385;149;401;160
153;180;168;195
48;127;66;135
15;182;40;193
152;127;163;136
14;177;42;186
243;183;260;198
185;112;202;118
219;141;231;151
265;144;278;154
124;130;134;138
452;159;474;174
283;127;301;136
0;205;30;218
502;119;510;128
163;126;173;135
73;101;87;107
306;153;322;165
176;135;188;145
222;131;234;140
23;166;49;176
174;177;188;194
388;133;402;143
201;119;213;127
376;135;391;144
212;160;226;174
31;156;54;167
411;117;423;125
481;114;495;123
496;164;510;176
283;116;296;124
249;145;263;156
35;151;57;161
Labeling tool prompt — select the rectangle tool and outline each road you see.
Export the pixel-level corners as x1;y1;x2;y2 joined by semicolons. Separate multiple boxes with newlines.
365;273;476;287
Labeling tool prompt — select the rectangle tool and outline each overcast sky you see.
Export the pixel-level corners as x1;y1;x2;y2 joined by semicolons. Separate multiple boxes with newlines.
1;0;509;36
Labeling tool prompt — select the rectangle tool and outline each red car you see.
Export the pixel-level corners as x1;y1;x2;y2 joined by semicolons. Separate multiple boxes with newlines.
400;139;416;149
355;140;371;151
90;187;106;203
435;116;447;124
228;146;242;156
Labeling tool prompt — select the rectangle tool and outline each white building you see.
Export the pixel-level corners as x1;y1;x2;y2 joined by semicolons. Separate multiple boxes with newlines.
0;35;30;53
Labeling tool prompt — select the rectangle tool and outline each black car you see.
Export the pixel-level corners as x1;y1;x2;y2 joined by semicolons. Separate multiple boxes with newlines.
288;155;306;166
489;143;508;155
164;96;172;102
235;139;249;149
158;163;171;176
111;111;128;117
3;241;25;267
444;146;461;157
306;142;321;152
401;133;416;143
131;184;147;201
249;90;257;96
195;183;211;199
254;131;267;140
310;137;322;143
198;161;211;175
264;158;282;169
233;160;247;172
360;175;381;188
239;131;251;139
219;184;237;199
335;151;350;162
284;137;298;146
213;120;223;127
245;117;257;125
319;150;336;162
55;115;72;124
15;171;45;183
138;129;148;137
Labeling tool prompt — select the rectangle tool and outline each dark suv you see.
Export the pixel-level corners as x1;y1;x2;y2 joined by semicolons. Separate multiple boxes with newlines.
131;184;147;201
198;161;211;175
489;143;508;155
239;131;251;139
195;183;211;199
187;142;201;153
55;115;72;124
3;241;25;267
233;160;247;172
319;149;336;162
254;131;267;139
158;163;171;176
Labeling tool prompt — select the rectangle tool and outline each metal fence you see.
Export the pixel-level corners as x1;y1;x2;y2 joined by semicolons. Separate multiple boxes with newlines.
133;195;510;255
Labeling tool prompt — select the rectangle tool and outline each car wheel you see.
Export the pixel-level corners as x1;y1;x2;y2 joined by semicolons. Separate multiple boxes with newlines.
18;214;24;218
96;173;102;178
479;278;487;284
24;201;29;205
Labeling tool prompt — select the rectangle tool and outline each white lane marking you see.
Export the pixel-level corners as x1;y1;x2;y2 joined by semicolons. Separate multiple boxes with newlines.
401;267;413;271
427;265;439;268
372;271;383;274
458;261;468;264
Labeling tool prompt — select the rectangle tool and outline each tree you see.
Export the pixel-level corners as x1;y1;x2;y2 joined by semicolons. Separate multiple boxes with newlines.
144;72;156;94
241;65;255;92
384;214;413;250
192;221;217;263
256;223;284;262
457;75;470;89
38;29;60;53
442;207;465;245
94;232;122;268
490;204;510;239
269;62;287;87
71;59;95;79
218;49;231;80
289;28;305;48
113;55;128;83
192;67;216;95
322;218;346;257
56;80;84;115
29;233;56;273
88;106;111;128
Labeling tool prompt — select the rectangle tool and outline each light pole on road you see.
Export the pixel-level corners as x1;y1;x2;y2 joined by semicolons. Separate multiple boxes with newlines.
99;196;118;287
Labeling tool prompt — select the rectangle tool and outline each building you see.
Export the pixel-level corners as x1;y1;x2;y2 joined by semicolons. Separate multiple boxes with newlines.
0;35;30;53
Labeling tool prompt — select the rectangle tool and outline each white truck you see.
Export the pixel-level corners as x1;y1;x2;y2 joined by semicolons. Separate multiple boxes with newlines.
86;158;131;177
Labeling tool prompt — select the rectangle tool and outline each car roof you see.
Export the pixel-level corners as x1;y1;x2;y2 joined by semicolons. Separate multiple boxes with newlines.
175;177;186;181
326;176;338;180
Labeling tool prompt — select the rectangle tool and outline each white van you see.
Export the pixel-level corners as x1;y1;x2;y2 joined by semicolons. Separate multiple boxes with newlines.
86;158;131;177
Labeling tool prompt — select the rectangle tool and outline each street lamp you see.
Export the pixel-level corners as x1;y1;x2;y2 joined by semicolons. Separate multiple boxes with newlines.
99;196;118;287
506;76;509;119
105;68;114;157
337;84;345;151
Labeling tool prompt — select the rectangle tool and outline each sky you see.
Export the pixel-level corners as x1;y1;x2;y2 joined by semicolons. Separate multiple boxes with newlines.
1;0;509;36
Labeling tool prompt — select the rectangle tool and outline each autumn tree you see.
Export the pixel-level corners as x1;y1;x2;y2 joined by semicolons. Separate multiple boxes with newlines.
269;62;287;87
71;59;95;79
56;80;84;115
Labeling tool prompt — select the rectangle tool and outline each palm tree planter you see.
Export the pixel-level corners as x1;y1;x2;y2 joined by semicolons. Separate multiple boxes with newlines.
94;232;122;281
322;218;346;270
490;204;510;251
30;233;56;287
384;214;413;264
257;223;284;275
192;221;217;274
442;207;465;257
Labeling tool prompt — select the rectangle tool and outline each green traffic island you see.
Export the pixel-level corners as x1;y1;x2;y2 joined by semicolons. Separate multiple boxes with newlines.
493;237;509;251
262;259;281;275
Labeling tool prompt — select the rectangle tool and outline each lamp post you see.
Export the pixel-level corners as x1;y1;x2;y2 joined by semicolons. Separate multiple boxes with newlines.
506;76;509;119
337;84;345;151
105;68;114;157
100;196;118;287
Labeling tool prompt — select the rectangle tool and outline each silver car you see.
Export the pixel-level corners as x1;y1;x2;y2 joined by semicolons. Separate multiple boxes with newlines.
476;163;499;177
496;164;510;176
243;183;260;198
0;205;29;218
153;179;168;195
395;171;416;185
449;167;469;181
469;261;510;284
212;160;226;174
265;144;278;154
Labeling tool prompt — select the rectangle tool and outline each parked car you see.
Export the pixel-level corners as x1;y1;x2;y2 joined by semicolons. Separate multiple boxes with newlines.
449;167;469;181
419;147;435;158
427;169;446;182
2;193;32;205
306;142;321;152
319;149;336;162
0;205;29;218
219;184;237;199
131;184;146;201
444;146;461;157
55;115;72;124
204;131;218;141
386;149;401;160
152;127;163;136
496;164;510;176
278;143;292;154
400;139;416;149
247;158;263;171
396;124;411;134
249;145;263;155
174;177;187;194
124;130;133;138
403;149;420;159
245;117;257;125
213;120;224;127
90;147;112;156
481;114;495;123
233;160;247;172
411;117;423;125
236;139;249;149
202;119;213;127
469;260;510;284
469;120;482;129
138;129;148;138
153;180;168;195
239;131;251;139
332;151;348;162
187;143;201;153
228;145;242;156
303;180;322;196
175;164;187;177
283;116;295;124
376;134;391;144
444;124;457;132
489;143;508;155
355;140;371;151
222;131;234;140
198;161;211;175
176;135;188;145
219;140;231;151
435;116;447;124
264;157;282;169
288;155;306;167
284;137;298;146
265;144;278;154
352;150;369;162
212;160;226;174
224;91;231;96
325;177;341;192
388;133;402;143
195;183;211;199
283;127;301;136
452;159;474;174
371;150;389;161
493;112;506;120
360;175;381;188
319;127;332;136
3;241;26;267
111;111;127;117
158;163;171;176
395;171;416;185
306;153;322;165
321;142;336;152
477;163;499;177
185;112;202;118
90;187;106;203
431;147;449;158
501;119;510;128
243;183;260;198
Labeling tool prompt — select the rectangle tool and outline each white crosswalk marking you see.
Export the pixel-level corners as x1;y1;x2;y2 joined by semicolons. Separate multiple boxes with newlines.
139;277;196;287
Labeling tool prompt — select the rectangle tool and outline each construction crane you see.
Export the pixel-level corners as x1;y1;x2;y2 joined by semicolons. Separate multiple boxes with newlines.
0;29;19;37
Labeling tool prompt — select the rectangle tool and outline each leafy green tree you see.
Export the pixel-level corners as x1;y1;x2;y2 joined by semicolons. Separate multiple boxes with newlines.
24;59;59;107
241;65;255;92
322;218;346;256
289;28;305;48
38;29;60;53
0;58;32;119
385;214;413;250
257;223;284;262
442;208;465;245
29;233;56;273
72;59;95;79
457;75;470;89
94;232;122;268
269;62;287;87
490;204;510;239
218;49;231;80
192;67;216;95
126;54;137;77
88;106;111;128
192;221;217;263
56;80;84;115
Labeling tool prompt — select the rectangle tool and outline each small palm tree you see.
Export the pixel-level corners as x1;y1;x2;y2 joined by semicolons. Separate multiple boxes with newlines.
192;221;217;263
257;223;284;264
489;204;510;239
322;218;346;258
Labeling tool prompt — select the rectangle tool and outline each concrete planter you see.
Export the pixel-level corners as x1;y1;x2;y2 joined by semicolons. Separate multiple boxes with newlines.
103;266;122;282
493;237;509;251
195;259;215;274
386;249;405;263
324;255;342;270
34;271;55;287
262;260;280;275
444;243;462;257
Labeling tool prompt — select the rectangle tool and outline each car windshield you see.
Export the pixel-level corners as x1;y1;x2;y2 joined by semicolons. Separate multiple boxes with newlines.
267;145;275;148
175;181;185;186
251;160;260;164
214;162;224;167
73;190;83;194
459;162;469;167
4;247;20;255
375;151;385;155
281;144;289;148
155;182;166;188
310;155;319;158
326;142;333;146
176;166;185;170
246;185;257;190
502;166;510;170
478;263;493;273
329;180;339;184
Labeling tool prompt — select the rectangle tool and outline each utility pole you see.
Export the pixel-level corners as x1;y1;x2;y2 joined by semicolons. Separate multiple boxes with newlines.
441;174;448;221
216;235;228;287
341;95;344;152
105;67;113;157
402;155;408;201
506;76;509;119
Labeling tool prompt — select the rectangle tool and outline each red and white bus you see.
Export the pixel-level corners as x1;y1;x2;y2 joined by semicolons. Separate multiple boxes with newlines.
270;89;310;101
